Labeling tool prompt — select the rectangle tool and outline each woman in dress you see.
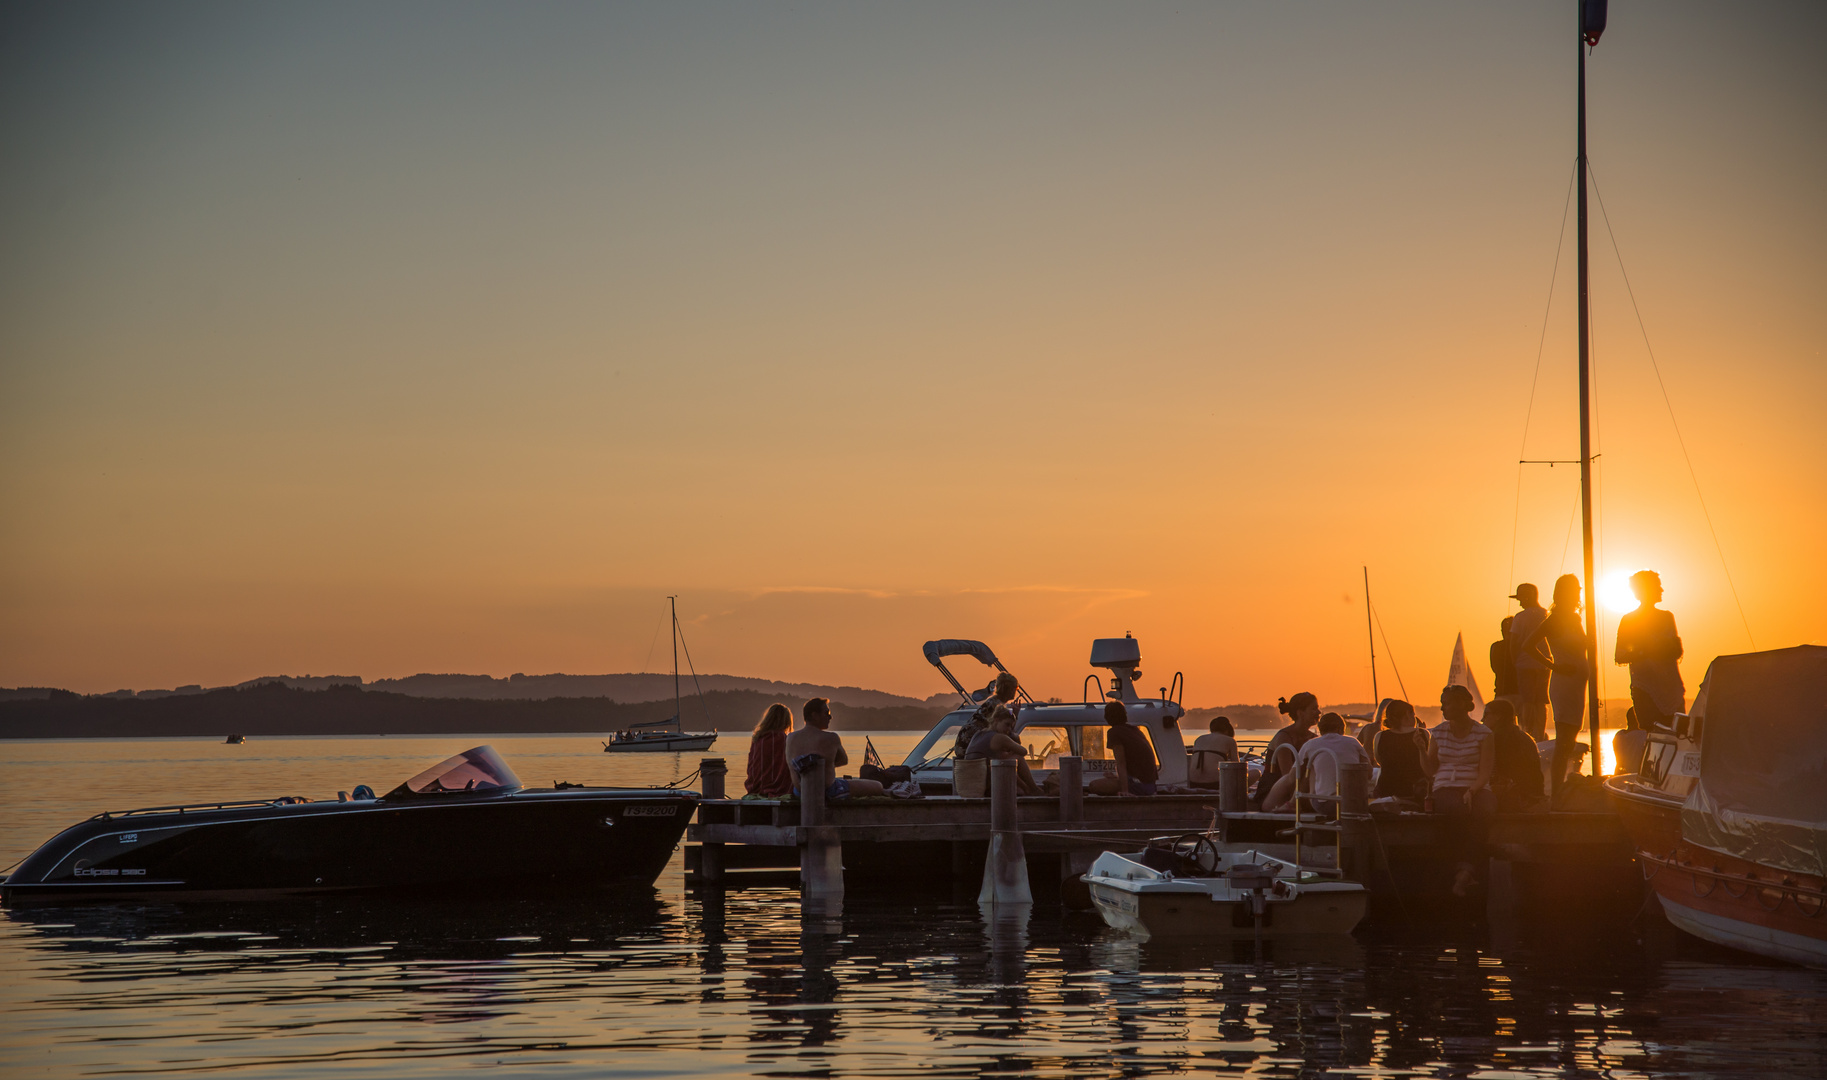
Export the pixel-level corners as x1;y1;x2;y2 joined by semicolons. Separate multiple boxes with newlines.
744;702;795;797
1373;699;1428;804
1517;573;1589;791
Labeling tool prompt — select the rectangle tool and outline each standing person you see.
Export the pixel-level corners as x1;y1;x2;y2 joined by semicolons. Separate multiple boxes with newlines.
954;672;1021;760
1424;684;1495;897
1508;584;1550;741
1373;700;1428;803
785;697;885;800
1613;707;1650;776
1087;701;1159;797
1252;692;1320;807
1483;699;1544;812
1490;617;1518;703
744;703;795;797
1614;569;1686;732
1517;574;1589;791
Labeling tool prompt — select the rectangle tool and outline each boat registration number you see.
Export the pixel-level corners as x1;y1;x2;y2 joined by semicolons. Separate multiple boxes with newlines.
622;805;677;817
1675;752;1701;777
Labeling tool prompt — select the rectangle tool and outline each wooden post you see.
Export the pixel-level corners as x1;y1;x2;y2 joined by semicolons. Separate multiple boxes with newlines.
1057;756;1084;823
700;757;727;800
1218;761;1247;814
798;754;842;912
979;759;1032;904
1339;763;1370;816
1337;762;1371;881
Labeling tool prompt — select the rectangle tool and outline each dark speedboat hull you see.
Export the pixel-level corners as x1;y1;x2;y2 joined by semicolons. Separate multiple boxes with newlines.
2;787;697;903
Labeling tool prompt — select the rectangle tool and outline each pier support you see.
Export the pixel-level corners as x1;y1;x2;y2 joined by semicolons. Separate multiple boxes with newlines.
980;759;1032;904
1057;756;1084;823
698;758;728;884
797;754;843;914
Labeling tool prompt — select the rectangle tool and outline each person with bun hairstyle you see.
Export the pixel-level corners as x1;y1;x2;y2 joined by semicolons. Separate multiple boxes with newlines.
1251;692;1319;808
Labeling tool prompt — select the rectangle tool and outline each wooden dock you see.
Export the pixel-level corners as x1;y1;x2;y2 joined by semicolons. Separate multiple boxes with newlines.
684;756;1640;917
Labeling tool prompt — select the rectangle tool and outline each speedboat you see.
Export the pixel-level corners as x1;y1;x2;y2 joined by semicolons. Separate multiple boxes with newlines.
603;716;718;753
1083;838;1368;940
1604;645;1827;967
901;635;1190;792
0;746;697;903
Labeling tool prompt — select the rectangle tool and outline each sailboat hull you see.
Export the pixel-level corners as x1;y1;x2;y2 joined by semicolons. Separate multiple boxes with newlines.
604;734;718;753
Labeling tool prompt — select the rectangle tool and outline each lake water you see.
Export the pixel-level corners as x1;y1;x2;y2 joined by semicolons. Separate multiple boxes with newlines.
3;734;1824;1079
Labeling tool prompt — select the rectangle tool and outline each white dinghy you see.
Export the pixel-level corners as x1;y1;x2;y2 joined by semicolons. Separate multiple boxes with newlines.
1083;837;1368;940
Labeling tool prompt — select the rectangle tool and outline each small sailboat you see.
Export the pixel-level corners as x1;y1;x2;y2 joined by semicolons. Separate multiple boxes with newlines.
603;597;718;754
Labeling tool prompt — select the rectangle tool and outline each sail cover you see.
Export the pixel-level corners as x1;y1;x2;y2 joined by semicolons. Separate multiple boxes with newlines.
1679;645;1827;878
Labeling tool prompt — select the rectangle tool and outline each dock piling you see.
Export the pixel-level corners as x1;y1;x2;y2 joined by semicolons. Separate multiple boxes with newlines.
1218;761;1247;816
1057;756;1084;823
797;754;843;913
979;759;1032;904
700;758;727;800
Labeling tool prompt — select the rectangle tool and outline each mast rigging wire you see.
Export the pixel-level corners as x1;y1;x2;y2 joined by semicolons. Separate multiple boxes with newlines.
1588;165;1758;650
1369;602;1409;703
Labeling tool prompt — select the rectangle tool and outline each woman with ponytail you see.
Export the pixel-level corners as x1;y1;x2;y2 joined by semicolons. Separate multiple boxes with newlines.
1251;691;1320;808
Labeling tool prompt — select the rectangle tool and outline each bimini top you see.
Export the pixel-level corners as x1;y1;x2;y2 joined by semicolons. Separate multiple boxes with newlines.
922;639;1003;669
386;745;523;799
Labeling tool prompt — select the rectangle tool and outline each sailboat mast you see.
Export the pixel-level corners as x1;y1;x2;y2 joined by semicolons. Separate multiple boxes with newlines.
1575;5;1602;776
670;595;680;727
1363;567;1379;709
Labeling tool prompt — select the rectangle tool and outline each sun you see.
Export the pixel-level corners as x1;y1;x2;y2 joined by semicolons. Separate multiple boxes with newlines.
1600;571;1640;614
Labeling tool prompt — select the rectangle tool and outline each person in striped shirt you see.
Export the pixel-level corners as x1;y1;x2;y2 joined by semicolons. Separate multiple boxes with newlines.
1425;684;1495;897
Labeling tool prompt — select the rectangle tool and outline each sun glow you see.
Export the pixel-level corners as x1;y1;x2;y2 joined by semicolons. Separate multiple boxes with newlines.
1600;571;1640;614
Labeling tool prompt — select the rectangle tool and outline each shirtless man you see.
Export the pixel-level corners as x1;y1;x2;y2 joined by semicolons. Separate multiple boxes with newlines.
784;697;885;800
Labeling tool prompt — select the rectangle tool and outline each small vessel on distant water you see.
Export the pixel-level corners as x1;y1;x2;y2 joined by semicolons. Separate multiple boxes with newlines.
1;745;697;902
604;596;718;753
1605;646;1827;968
224;734;244;744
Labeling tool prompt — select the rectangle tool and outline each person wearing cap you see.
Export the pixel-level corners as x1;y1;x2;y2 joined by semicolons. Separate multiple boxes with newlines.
1507;584;1550;741
1614;569;1685;731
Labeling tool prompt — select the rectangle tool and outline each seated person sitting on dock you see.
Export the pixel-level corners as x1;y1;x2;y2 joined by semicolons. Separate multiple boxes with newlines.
1187;716;1238;787
1373;700;1428;804
1258;744;1299;813
1425;684;1495;897
1251;692;1319;808
1292;712;1368;804
1484;699;1545;813
785;697;886;801
744;703;795;798
954;672;1021;761
962;703;1040;795
1087;700;1159;797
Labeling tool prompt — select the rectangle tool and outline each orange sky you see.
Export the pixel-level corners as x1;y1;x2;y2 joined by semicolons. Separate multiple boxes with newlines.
3;2;1823;704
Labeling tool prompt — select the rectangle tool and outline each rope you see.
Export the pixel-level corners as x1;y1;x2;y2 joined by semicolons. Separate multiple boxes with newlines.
664;767;703;790
1509;162;1580;609
1588;164;1757;650
1370;602;1409;702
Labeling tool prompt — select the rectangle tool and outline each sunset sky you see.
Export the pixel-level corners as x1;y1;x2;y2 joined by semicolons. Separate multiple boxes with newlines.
3;2;1822;706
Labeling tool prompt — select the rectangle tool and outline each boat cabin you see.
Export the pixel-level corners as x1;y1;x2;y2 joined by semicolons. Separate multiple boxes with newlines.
902;635;1188;792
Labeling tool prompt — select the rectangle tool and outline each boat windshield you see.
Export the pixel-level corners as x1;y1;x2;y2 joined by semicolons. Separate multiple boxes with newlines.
398;746;522;795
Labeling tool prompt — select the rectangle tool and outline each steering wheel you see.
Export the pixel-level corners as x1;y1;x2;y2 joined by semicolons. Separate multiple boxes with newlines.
1171;832;1219;875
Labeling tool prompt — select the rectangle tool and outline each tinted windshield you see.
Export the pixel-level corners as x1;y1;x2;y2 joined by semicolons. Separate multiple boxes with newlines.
400;746;522;794
903;713;970;768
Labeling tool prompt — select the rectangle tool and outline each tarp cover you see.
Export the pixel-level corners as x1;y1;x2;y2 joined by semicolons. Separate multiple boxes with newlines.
1679;645;1827;879
922;640;1002;669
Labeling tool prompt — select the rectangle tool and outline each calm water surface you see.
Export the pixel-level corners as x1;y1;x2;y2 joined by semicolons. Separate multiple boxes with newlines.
2;735;1823;1079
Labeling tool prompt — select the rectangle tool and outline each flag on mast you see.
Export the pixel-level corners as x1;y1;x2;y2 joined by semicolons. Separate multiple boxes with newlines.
864;737;884;772
1447;633;1486;714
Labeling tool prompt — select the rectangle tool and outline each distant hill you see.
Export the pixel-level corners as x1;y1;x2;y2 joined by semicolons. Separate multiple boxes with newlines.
0;683;944;740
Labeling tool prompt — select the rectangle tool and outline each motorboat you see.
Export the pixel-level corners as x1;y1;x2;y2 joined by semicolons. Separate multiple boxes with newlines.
603;716;718;753
1082;838;1368;940
901;635;1190;793
225;734;245;744
0;745;697;903
1604;645;1827;968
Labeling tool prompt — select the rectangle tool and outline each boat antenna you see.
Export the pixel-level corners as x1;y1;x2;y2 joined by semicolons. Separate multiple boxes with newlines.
1363;567;1379;709
1575;0;1607;776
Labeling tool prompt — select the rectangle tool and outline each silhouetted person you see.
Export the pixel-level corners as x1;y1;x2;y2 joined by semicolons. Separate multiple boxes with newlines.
1355;700;1388;767
1490;616;1518;702
962;703;1038;795
786;697;885;800
1424;684;1495;896
955;672;1021;759
1614;569;1685;732
1293;712;1368;803
744;702;795;797
1508;584;1550;740
1373;700;1427;804
1484;699;1544;812
1087;700;1158;796
1252;692;1319;807
1613;706;1649;776
1187;716;1237;786
1517;573;1588;791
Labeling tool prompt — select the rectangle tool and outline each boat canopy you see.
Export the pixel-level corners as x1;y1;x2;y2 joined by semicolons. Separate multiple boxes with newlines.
395;746;523;796
1679;645;1827;878
923;639;1003;670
